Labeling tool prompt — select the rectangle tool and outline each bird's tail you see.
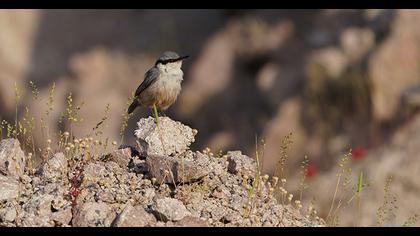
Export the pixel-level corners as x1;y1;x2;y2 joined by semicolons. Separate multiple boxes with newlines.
127;99;140;114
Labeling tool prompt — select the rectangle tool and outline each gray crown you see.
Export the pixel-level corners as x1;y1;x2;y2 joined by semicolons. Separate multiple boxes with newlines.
157;51;180;61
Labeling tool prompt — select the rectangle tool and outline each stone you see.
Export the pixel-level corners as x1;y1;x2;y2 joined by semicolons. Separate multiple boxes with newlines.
0;175;19;201
113;204;156;227
0;139;26;178
402;84;420;108
134;117;196;156
211;185;230;199
51;207;72;226
102;147;133;169
152;197;191;222
18;194;55;227
227;151;257;175
155;221;165;227
210;205;227;222
41;152;68;181
51;195;69;211
131;157;148;174
0;206;17;223
369;10;420;122
26;194;55;217
146;151;210;184
19;214;54;227
82;162;107;184
308;47;349;78
72;202;116;227
175;216;209;227
96;191;115;203
340;27;375;62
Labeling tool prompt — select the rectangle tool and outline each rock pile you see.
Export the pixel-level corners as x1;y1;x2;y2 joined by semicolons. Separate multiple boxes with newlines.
0;117;324;227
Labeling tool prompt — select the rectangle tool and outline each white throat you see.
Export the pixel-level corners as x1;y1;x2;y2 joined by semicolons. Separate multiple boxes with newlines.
157;62;184;81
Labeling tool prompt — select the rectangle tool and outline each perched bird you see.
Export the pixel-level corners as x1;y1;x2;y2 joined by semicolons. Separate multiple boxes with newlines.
128;51;189;120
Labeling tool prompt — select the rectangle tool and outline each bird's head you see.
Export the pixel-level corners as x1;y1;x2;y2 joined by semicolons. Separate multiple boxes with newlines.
155;51;189;71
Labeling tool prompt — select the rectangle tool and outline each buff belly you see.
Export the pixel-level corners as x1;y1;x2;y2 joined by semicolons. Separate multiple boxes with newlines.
138;77;181;110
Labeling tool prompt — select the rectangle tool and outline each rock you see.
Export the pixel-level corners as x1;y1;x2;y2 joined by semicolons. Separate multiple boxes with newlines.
18;194;55;227
103;147;133;169
152;197;191;222
134;117;197;156
340;27;375;62
0;139;26;178
72;202;116;227
175;216;209;227
96;191;115;203
131;157;148;174
41;152;68;181
210;205;228;222
402;84;420;109
308;47;349;78
112;204;156;227
0;175;19;201
25;194;55;217
146;151;210;184
369;10;420;122
51;196;68;211
0;10;39;115
0;206;17;223
19;214;53;227
51;207;72;226
155;221;165;227
211;185;230;199
365;9;396;38
137;188;156;205
227;151;257;175
165;221;175;226
83;162;107;184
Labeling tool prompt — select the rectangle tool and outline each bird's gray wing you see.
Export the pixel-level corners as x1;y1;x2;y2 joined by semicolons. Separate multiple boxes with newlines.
135;67;159;96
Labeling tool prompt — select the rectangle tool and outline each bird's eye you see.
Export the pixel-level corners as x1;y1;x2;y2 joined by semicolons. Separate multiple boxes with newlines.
157;59;169;65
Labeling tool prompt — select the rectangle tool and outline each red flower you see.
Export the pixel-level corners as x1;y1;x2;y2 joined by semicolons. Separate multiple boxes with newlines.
352;146;367;161
306;164;318;178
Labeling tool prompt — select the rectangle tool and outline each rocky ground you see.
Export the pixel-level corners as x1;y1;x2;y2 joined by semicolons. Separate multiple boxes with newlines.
0;117;324;227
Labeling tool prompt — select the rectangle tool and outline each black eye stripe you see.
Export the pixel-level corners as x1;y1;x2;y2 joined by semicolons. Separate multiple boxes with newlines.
155;56;188;66
156;59;172;65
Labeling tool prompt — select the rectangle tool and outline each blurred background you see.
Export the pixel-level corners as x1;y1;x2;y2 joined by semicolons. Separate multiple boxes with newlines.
1;9;420;226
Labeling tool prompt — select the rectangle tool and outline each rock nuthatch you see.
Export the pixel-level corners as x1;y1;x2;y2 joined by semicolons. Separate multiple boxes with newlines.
128;51;189;115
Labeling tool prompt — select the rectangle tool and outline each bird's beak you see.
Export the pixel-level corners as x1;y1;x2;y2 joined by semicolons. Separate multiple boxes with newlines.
175;55;189;61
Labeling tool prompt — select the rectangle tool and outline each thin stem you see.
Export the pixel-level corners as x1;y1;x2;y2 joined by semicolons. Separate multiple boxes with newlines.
356;171;363;226
327;174;341;224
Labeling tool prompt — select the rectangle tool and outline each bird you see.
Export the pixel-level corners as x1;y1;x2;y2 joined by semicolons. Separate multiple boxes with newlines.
127;51;189;123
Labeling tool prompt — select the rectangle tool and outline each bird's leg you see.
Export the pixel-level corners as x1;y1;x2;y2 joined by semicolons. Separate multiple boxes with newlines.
153;104;159;126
